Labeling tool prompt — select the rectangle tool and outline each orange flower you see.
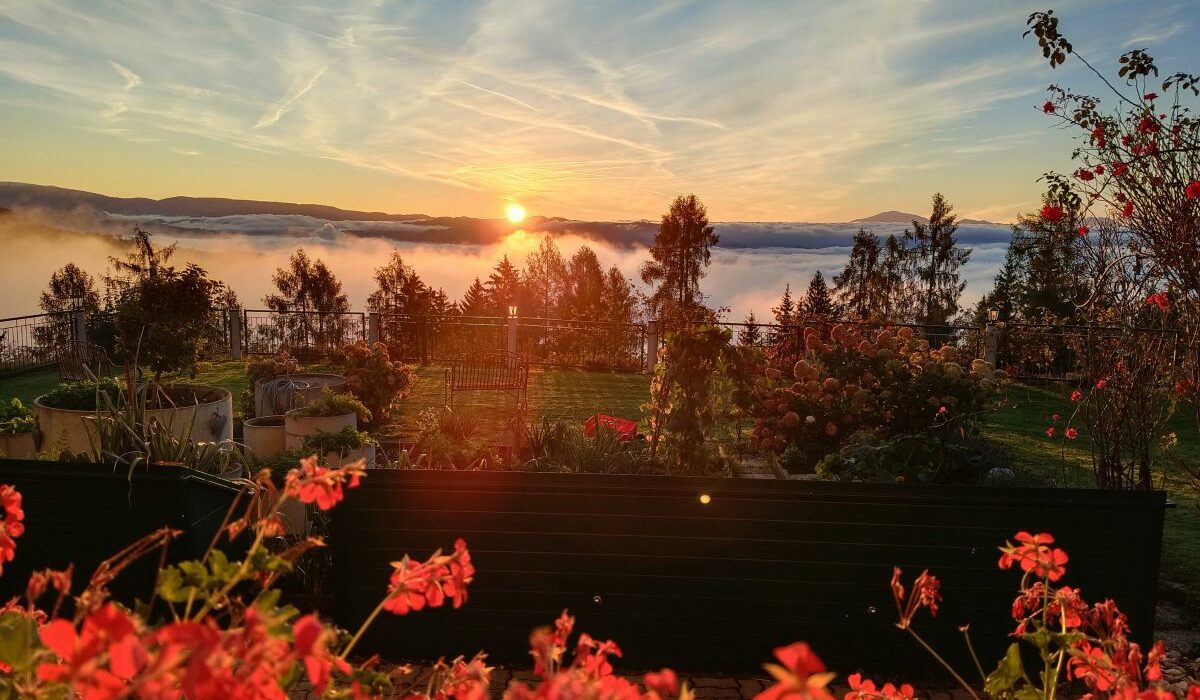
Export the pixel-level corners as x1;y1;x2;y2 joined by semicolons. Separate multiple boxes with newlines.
284;455;365;511
758;642;835;700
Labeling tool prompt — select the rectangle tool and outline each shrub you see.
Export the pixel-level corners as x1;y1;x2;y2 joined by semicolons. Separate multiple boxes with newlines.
38;378;123;411
516;417;661;475
291;388;371;424
0;398;33;434
743;324;1005;477
112;263;222;379
412;407;501;470
338;342;415;427
301;426;372;455
815;430;1003;484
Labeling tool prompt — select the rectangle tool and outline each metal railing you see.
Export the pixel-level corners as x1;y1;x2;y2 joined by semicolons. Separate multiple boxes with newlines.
0;313;74;376
242;309;366;356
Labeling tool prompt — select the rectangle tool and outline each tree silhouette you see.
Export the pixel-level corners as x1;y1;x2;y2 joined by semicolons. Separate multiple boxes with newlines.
368;251;432;315
802;270;837;321
458;278;490;316
739;311;763;346
484;255;522;315
833;229;883;319
264;248;351;350
640;194;719;323
39;263;100;315
903;193;970;326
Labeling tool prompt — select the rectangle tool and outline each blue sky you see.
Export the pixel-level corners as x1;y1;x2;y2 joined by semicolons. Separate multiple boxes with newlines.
0;0;1196;221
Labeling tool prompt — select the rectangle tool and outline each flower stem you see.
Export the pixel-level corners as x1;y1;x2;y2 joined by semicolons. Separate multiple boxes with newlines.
906;628;982;700
960;627;987;683
340;597;389;660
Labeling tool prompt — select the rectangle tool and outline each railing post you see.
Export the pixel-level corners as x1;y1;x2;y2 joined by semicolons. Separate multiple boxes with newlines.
70;309;87;344
644;319;659;375
983;321;999;366
507;313;518;356
228;308;243;360
368;312;381;345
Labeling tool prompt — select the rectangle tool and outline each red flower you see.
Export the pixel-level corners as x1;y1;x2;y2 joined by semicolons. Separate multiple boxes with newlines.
1144;92;1158;101
1065;427;1078;440
284;455;365;511
759;643;835;700
1093;164;1105;175
999;532;1069;581
1113;162;1128;177
37;603;144;694
1075;168;1095;181
293;613;350;694
1145;292;1169;311
1096;378;1108;389
1070;390;1083;401
937;406;946;415
1186;181;1200;200
383;540;474;616
1045;426;1055;437
1077;225;1089;237
1051;413;1060;421
1040;205;1064;222
1121;200;1134;218
1090;126;1106;147
1042;100;1055;114
0;485;23;576
644;669;678;696
891;568;941;629
846;673;916;700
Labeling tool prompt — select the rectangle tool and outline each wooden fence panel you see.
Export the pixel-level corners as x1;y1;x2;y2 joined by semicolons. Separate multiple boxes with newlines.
332;471;1165;676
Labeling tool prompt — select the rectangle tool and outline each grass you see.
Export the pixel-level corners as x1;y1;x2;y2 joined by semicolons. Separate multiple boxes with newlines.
1;362;1195;611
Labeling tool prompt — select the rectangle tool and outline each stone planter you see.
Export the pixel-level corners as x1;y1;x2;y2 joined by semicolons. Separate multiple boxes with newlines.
34;384;233;456
0;432;36;459
242;415;286;461
254;373;347;418
283;409;357;452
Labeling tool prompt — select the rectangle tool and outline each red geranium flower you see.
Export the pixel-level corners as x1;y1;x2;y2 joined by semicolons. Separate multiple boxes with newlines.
1046;426;1055;437
847;673;916;700
284;455;365;511
1065;427;1078;440
1121;200;1134;218
1144;92;1158;101
1040;205;1064;222
1113;162;1128;177
1145;292;1169;311
1186;181;1200;200
1042;100;1055;114
292;613;351;694
0;485;24;576
1096;378;1108;389
999;532;1069;581
1070;389;1083;401
891;568;941;629
759;643;835;700
1077;225;1089;237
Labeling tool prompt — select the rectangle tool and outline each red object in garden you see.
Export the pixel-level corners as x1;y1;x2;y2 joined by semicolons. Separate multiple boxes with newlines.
584;414;638;442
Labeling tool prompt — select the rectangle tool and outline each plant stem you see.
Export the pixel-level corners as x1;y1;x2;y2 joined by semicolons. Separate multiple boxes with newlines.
906;628;982;700
960;627;987;683
339;597;389;660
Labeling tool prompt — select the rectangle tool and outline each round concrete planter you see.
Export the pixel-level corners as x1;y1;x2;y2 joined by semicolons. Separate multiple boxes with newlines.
254;373;347;418
34;384;233;456
242;415;286;461
324;442;376;469
283;409;357;452
0;432;36;459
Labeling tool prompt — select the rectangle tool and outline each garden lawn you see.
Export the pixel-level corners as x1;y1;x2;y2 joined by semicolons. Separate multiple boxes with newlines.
981;382;1200;614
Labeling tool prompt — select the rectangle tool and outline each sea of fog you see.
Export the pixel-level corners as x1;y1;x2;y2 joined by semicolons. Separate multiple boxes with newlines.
0;211;1012;321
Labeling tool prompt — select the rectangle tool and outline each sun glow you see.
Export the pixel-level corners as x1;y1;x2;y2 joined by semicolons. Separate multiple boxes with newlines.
506;202;526;224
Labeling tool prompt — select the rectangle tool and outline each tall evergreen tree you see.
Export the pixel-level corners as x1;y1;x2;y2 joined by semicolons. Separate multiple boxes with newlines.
769;284;802;366
429;288;455;316
458;278;490;316
483;255;522;315
368;251;431;314
600;266;639;324
562;246;606;319
640;194;719;322
739;311;763;346
1009;193;1086;321
903;193;970;326
833;228;883;318
989;243;1025;322
522;236;569;317
879;234;909;321
802;270;837;320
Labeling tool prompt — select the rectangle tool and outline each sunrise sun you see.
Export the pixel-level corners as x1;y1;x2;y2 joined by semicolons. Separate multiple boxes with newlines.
505;202;526;223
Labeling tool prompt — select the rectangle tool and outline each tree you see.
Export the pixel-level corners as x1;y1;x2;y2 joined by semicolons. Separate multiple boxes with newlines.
458;278;490;316
562;247;606;320
833;229;883;319
522;236;569;317
879;234;909;321
601;266;639;325
903;193;970;327
368;251;432;315
114;263;221;379
640;194;720;323
1009;193;1087;321
988;243;1025;322
769;284;802;366
802;270;837;321
103;228;177;302
484;255;522;315
264;248;351;350
429;288;455;316
39;263;100;315
739;311;763;346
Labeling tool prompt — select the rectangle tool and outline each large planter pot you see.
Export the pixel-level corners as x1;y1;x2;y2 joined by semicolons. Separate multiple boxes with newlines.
0;432;36;459
242;415;286;461
34;384;233;456
325;443;376;469
254;373;347;418
284;409;357;452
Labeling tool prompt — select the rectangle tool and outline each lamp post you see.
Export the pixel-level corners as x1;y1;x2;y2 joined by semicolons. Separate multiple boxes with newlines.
506;305;518;356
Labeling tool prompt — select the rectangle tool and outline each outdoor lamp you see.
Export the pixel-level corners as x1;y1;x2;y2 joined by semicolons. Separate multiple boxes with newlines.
988;308;999;322
68;296;83;310
508;305;518;318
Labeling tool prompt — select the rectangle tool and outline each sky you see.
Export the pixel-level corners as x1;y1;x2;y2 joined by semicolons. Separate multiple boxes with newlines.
0;0;1197;222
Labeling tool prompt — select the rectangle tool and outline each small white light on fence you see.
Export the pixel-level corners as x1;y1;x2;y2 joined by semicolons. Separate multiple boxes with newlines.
988;308;999;322
508;305;518;318
699;493;712;505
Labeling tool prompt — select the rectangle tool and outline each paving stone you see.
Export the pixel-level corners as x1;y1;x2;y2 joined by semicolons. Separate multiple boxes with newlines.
737;679;764;698
693;687;741;699
692;677;739;688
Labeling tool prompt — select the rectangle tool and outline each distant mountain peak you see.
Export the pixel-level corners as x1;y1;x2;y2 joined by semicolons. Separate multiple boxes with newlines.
850;210;1007;226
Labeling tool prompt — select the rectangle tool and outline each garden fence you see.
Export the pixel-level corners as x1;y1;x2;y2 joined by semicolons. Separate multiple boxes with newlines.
0;312;75;376
241;309;367;356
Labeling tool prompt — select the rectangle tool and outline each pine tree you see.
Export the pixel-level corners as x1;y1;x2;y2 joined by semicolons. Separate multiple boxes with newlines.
1010;193;1085;321
802;270;837;320
429;288;455;316
989;242;1025;322
739;311;763;346
769;284;802;366
771;284;796;337
833;229;882;319
879;234;909;321
562;246;606;319
640;194;719;323
600;266;639;324
458;278;490;316
523;235;569;318
368;251;431;314
903;193;970;326
484;255;523;314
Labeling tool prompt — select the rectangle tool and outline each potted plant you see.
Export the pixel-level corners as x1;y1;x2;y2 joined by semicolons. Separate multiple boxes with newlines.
301;426;376;468
284;390;370;453
0;398;36;458
242;415;286;461
245;351;349;418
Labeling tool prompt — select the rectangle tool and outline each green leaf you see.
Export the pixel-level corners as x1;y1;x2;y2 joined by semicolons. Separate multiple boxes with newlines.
984;643;1026;697
0;610;39;673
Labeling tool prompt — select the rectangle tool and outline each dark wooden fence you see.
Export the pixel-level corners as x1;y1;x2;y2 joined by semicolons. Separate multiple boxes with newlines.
332;471;1165;676
0;460;245;608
